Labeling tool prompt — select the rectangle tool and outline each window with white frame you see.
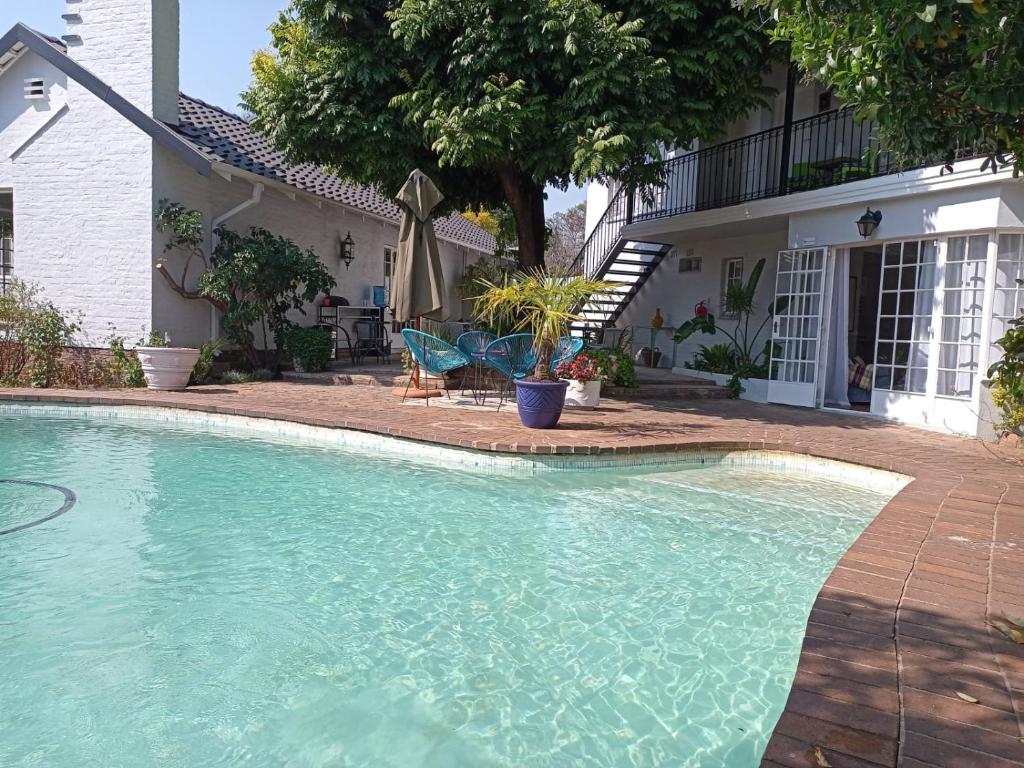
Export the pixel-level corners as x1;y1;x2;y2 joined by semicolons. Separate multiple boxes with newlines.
874;240;936;395
721;257;744;315
992;233;1024;365
937;235;988;399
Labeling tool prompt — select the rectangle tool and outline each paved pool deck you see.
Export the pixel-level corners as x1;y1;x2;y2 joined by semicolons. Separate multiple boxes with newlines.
2;383;1022;768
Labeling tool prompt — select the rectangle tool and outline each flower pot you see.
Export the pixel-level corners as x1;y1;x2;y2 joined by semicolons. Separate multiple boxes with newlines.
136;347;200;391
563;379;601;409
514;379;568;429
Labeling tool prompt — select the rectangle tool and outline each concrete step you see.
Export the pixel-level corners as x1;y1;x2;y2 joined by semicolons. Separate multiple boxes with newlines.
602;382;730;400
282;364;406;387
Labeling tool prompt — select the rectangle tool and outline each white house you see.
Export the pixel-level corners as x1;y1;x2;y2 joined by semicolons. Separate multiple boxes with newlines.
0;1;494;352
580;64;1024;438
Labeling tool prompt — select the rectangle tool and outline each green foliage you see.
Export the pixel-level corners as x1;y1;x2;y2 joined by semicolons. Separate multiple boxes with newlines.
674;257;784;376
0;279;37;385
589;347;638;388
284;327;333;373
189;339;224;386
986;311;1024;434
202;226;336;369
753;0;1024;174
692;343;737;374
473;271;617;379
458;254;514;301
221;368;275;385
244;0;771;267
108;335;145;388
155;201;336;370
21;303;79;388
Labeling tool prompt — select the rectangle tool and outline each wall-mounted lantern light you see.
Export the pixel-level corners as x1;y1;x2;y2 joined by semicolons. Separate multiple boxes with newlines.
339;232;355;270
856;207;883;239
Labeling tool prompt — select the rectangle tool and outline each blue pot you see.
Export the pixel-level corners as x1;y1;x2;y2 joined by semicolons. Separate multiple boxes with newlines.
514;379;569;429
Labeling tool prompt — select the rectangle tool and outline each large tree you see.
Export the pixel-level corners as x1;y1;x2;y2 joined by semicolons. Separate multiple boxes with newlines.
244;0;771;269
754;0;1024;173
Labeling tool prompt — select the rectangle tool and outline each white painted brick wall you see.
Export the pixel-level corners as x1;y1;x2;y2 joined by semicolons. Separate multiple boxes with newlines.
9;58;154;345
67;0;179;124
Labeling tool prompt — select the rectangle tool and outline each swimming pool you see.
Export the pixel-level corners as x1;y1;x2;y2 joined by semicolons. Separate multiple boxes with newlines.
0;407;901;767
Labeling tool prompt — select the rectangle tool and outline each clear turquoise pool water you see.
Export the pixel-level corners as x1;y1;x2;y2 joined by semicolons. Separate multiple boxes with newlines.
0;411;894;767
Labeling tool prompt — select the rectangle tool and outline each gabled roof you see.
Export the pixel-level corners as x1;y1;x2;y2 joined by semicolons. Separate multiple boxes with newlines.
0;23;211;174
174;95;496;251
0;23;496;253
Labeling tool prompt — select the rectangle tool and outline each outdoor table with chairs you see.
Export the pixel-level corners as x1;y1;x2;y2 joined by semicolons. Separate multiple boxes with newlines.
400;328;584;408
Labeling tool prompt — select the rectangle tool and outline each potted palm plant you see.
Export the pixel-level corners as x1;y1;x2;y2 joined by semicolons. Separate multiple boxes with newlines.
475;271;616;428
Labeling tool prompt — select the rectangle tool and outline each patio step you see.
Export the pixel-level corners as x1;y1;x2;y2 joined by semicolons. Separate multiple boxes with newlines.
282;364;406;387
602;381;731;400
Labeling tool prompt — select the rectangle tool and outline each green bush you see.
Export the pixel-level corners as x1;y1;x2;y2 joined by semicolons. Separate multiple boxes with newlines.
590;347;638;389
189;339;223;386
21;304;79;388
691;344;737;375
221;368;275;385
284;327;333;373
987;311;1024;436
108;335;145;388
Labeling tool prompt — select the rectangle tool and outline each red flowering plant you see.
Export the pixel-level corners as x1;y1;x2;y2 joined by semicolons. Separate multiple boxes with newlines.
554;352;601;382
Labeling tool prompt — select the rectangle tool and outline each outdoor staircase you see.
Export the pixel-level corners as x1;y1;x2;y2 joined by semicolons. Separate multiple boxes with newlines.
569;187;672;335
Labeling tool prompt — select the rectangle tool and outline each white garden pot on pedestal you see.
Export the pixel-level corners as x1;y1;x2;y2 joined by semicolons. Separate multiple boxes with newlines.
137;347;200;391
562;379;601;409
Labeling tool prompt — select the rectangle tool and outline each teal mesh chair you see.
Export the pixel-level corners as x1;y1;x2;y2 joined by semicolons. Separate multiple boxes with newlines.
550;336;584;375
484;333;538;410
400;329;470;404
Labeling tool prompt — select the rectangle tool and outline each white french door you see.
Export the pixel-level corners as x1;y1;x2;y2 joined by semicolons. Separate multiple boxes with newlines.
767;248;828;407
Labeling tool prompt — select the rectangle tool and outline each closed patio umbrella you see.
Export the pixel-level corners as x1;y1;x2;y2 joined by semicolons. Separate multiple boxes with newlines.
389;169;448;323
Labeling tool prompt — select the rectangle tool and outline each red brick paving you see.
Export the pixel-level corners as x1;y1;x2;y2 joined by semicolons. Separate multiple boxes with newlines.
1;382;1023;767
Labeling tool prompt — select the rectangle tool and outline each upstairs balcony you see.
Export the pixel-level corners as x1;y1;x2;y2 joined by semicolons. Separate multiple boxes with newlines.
569;106;978;330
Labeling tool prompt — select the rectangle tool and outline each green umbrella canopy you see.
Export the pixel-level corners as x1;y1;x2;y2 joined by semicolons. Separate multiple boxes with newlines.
389;169;447;323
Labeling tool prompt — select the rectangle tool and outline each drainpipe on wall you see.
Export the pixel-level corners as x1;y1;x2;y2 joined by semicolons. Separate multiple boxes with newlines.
208;182;265;341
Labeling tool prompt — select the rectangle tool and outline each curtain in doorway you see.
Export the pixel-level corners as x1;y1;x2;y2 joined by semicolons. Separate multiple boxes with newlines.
824;250;851;407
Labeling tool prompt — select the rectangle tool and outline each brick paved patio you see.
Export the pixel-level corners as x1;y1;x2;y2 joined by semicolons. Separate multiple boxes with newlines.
2;382;1022;767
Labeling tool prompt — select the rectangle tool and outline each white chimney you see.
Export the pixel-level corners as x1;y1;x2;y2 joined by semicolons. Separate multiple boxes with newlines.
62;0;180;125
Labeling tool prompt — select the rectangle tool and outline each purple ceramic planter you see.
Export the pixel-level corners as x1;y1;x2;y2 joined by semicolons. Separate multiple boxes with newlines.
514;379;568;429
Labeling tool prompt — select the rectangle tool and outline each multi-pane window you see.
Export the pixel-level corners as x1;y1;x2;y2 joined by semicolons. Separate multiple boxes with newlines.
874;240;936;394
721;257;744;317
992;234;1024;366
770;248;825;384
938;235;988;399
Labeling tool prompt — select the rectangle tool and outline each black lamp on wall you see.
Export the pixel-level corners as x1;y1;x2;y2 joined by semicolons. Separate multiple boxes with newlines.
339;232;355;269
856;208;883;239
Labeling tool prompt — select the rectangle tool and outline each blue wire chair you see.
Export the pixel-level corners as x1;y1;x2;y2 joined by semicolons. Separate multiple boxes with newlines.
400;329;471;404
550;336;585;375
456;331;497;402
484;333;538;411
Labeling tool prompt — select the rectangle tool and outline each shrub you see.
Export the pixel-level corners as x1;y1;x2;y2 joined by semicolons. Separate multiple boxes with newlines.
554;352;600;382
590;347;638;388
20;303;79;388
691;344;737;375
221;368;275;384
284;327;333;373
986;311;1024;436
108;335;146;388
189;339;223;385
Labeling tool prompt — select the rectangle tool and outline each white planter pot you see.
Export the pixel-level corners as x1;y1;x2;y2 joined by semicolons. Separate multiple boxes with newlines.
137;347;200;391
562;379;601;409
673;367;770;403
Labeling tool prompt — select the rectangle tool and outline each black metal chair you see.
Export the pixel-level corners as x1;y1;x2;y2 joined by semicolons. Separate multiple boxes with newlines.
353;319;392;365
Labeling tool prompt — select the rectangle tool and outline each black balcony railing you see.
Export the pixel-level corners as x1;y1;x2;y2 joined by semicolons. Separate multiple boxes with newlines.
570;106;979;281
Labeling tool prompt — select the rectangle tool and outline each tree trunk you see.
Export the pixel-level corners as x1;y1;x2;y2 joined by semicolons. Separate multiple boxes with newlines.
498;167;546;270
